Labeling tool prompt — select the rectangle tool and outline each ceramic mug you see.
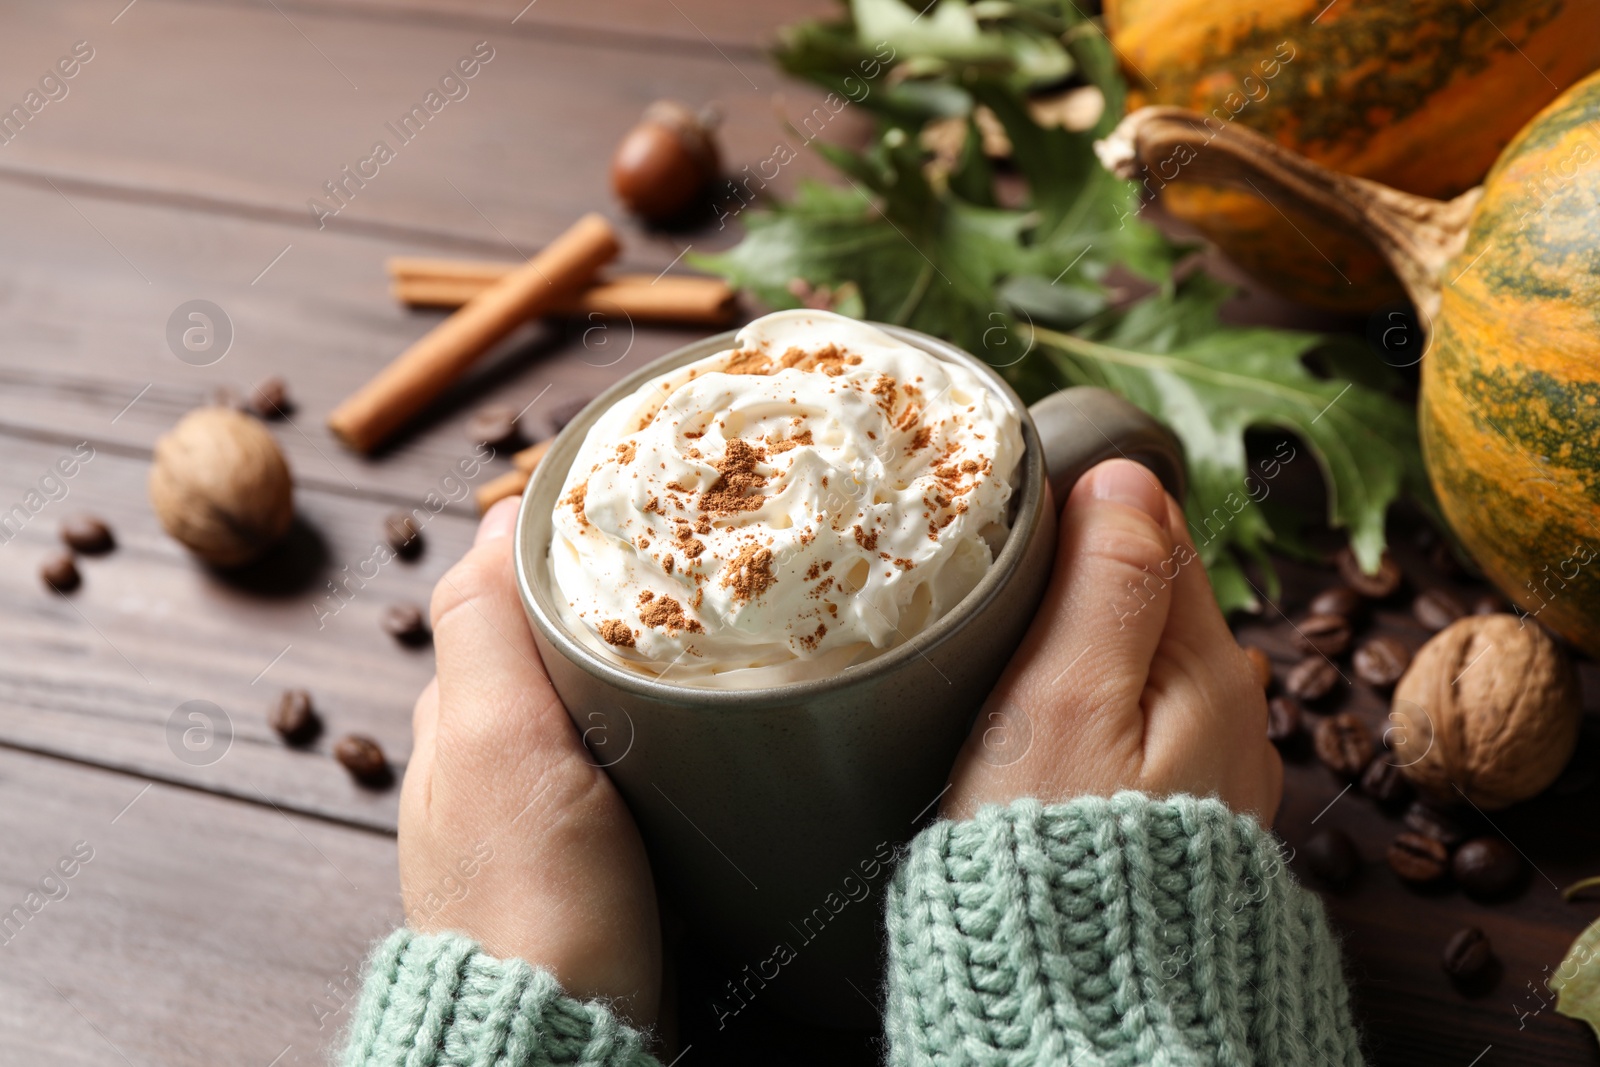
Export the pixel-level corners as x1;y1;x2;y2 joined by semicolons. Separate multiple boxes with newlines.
514;324;1184;1026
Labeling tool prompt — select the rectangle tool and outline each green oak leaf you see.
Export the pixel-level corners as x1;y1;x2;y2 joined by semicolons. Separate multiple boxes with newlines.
696;0;1426;614
1037;275;1425;610
1553;915;1600;1045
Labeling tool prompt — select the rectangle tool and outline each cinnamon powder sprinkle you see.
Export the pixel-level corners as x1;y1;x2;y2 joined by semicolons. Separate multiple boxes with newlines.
639;595;703;634
698;439;770;516
615;442;637;464
563;484;588;525
722;543;776;603
852;524;878;551
598;619;636;647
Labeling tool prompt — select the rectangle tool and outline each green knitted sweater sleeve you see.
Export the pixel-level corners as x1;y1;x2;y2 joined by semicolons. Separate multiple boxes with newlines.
884;792;1364;1067
340;929;660;1067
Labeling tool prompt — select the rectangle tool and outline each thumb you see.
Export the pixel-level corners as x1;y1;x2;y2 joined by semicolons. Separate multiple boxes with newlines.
1002;458;1184;734
429;497;576;771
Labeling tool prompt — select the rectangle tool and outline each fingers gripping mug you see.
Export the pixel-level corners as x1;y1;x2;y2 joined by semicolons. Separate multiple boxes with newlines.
515;323;1184;1025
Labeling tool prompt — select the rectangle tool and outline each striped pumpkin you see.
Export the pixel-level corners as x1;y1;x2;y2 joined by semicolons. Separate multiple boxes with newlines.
1105;0;1600;310
1421;71;1600;656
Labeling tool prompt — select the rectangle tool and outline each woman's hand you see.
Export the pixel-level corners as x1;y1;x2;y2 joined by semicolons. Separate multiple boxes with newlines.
397;498;661;1028
945;458;1282;822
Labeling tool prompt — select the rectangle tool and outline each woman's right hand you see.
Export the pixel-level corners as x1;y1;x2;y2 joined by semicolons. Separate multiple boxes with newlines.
944;458;1282;822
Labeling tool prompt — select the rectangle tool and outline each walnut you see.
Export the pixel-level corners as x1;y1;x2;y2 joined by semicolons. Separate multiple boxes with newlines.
1391;614;1581;810
148;407;294;566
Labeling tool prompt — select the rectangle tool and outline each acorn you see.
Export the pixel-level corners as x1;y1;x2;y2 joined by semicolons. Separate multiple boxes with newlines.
610;100;721;223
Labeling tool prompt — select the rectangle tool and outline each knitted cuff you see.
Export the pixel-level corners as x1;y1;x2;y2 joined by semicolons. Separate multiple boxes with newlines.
340;930;660;1067
885;792;1364;1067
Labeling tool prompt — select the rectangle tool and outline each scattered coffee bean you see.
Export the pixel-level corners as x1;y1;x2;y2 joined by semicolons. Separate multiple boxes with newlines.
1360;757;1413;806
1267;696;1303;746
1470;592;1506;616
1352;635;1411;688
1387;830;1450;882
1243;645;1273;690
268;689;320;745
383;511;423;560
548;395;592;432
1315;712;1375;777
1293;614;1352;657
1442;926;1494;983
248;376;291;419
1310;585;1363;619
334;734;391;785
1285;656;1340;702
1413;588;1466;632
382;602;431;646
1452;837;1524;899
41;551;80;593
1401;802;1467;847
468;405;525;451
60;514;114;554
1336;547;1403;599
1303;828;1360;888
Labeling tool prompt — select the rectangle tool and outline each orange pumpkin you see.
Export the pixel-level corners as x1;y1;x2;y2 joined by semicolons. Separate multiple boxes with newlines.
1104;0;1600;311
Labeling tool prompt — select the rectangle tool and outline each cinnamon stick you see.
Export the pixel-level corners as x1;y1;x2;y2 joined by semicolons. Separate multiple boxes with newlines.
387;261;736;326
330;214;620;453
475;468;532;514
475;440;553;513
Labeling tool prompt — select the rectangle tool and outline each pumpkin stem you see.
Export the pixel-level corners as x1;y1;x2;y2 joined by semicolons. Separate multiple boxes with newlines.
1097;107;1477;322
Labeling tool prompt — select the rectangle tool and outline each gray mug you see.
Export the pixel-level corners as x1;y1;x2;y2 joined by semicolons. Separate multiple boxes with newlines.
514;324;1184;1027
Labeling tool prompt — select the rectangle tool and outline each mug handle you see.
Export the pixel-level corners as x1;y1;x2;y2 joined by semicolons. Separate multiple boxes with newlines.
1028;387;1187;506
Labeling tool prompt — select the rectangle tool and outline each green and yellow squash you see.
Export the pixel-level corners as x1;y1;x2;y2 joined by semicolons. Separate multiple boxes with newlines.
1101;70;1600;655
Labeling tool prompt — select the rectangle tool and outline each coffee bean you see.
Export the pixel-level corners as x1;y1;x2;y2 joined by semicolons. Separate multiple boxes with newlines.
1353;635;1411;688
248;376;291;419
1387;830;1450;882
1303;828;1360;888
334;734;391;786
1360;757;1413;806
1267;696;1303;746
383;511;423;561
41;551;79;593
268;689;320;745
467;405;525;451
548;395;593;432
1315;712;1375;777
61;514;114;555
382;602;431;646
1285;656;1340;702
1403;802;1467;848
1310;586;1363;619
1293;614;1352;657
1470;592;1506;616
1453;837;1524;899
1442;927;1494;982
1242;645;1272;690
1336;547;1403;599
1413;588;1466;632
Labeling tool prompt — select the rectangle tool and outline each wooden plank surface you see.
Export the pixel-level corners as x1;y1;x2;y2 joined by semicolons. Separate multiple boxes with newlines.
0;747;402;1067
0;0;860;261
0;178;720;506
0;433;469;830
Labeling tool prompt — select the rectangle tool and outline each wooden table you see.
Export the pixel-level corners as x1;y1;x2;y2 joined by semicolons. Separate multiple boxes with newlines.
0;2;1594;1064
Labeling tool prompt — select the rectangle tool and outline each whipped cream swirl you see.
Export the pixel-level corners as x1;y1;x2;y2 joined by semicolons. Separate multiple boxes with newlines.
547;310;1023;688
